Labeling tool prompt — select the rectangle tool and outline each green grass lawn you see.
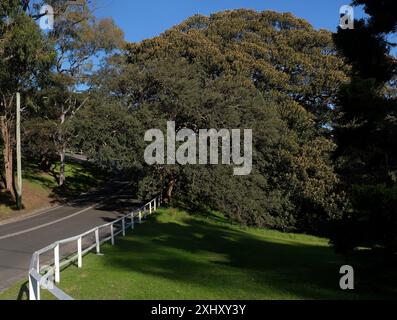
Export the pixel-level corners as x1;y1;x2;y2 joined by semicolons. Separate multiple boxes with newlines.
24;161;105;199
3;207;396;300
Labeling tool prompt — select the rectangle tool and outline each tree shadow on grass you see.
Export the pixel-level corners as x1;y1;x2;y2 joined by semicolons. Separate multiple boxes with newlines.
0;190;16;209
95;214;396;300
24;171;56;190
51;166;104;202
16;282;29;301
15;161;107;207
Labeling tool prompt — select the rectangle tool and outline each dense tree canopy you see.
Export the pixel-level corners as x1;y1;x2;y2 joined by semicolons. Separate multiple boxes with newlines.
76;10;349;232
3;3;394;256
22;0;124;185
331;0;397;253
0;0;54;198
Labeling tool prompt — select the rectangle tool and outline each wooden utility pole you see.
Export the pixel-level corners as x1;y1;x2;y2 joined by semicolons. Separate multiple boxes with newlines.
16;92;23;210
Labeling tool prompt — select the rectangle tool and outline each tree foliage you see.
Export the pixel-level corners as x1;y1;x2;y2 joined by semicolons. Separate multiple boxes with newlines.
331;0;397;253
79;10;348;233
0;1;54;199
22;0;124;186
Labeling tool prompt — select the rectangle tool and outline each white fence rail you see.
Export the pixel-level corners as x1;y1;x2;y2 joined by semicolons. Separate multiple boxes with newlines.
28;195;162;300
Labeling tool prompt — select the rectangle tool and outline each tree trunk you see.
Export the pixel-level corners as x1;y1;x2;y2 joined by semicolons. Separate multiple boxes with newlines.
1;118;15;200
59;147;66;187
163;178;176;203
0;171;6;188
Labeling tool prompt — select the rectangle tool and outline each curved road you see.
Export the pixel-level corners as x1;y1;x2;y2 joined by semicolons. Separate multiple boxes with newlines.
0;180;139;293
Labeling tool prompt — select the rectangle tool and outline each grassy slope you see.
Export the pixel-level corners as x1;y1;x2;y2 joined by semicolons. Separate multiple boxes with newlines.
0;167;56;219
3;207;396;300
0;179;51;218
0;162;103;221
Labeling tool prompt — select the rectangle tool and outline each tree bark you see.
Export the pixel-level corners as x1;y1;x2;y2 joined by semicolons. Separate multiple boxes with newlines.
1;118;15;200
163;178;176;203
59;146;66;187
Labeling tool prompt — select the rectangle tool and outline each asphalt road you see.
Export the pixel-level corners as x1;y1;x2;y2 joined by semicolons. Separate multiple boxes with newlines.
0;179;139;293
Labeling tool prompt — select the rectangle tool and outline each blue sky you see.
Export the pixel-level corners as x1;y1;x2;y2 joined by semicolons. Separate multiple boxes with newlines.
95;0;366;42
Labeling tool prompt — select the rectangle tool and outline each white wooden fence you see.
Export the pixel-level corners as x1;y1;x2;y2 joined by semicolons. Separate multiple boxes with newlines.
28;196;162;300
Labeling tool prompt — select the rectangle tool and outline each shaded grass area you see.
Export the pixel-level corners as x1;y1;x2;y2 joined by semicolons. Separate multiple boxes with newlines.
0;161;105;220
24;161;106;202
3;208;396;300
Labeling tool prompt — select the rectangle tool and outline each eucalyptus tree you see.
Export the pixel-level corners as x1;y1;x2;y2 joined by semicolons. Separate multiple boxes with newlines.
24;0;124;186
0;0;54;200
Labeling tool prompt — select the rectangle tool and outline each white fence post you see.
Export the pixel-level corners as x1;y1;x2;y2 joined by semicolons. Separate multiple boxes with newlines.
77;237;82;268
54;244;60;283
110;223;115;245
130;213;134;230
28;275;34;300
28;196;160;300
29;273;40;300
95;228;100;254
36;255;40;273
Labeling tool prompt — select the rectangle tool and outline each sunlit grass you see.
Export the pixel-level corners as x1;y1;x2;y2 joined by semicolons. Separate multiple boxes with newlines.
3;207;395;300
